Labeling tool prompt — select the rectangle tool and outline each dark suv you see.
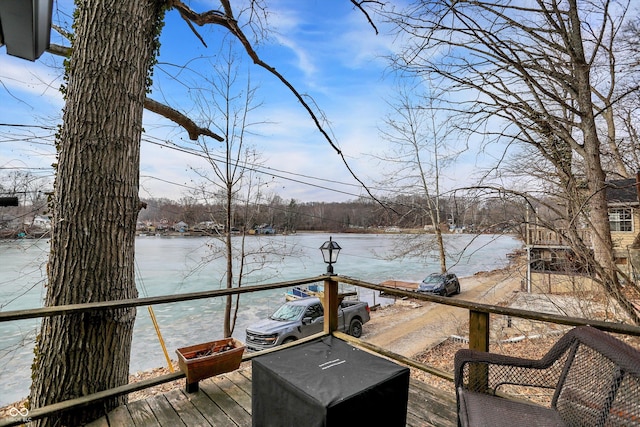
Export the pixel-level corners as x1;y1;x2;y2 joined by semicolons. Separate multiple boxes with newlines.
417;272;460;296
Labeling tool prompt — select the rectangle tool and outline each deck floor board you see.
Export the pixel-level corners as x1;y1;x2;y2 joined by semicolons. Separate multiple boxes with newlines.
164;389;212;426
225;370;253;396
144;394;185;427
199;378;252;427
94;368;457;426
179;386;237;427
212;375;252;414
126;399;158;426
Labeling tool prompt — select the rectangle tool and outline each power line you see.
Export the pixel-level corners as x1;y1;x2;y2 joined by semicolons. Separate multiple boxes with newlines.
0;129;373;200
0;167;53;171
141;136;370;200
2;126;437;204
0;123;57;130
143;134;363;189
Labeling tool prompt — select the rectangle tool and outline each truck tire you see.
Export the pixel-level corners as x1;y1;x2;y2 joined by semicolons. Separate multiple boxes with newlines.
349;318;363;338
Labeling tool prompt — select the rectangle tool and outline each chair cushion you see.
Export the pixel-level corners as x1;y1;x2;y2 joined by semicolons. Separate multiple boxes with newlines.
458;388;565;427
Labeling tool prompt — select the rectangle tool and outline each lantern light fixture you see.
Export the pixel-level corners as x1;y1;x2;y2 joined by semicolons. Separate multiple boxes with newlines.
320;236;341;275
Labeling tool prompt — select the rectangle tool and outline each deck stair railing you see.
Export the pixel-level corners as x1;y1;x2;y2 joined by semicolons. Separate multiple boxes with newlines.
1;274;640;427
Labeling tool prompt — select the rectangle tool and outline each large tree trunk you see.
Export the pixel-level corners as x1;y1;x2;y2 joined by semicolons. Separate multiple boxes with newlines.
29;1;162;425
567;1;639;324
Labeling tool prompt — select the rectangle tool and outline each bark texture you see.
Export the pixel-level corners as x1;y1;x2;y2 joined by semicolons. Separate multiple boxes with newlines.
29;1;162;425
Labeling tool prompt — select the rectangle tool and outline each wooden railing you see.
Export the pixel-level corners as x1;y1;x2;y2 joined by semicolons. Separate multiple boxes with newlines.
526;227;592;247
1;274;640;427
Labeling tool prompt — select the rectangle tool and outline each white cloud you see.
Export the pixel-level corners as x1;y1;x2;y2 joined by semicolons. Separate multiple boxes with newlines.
271;34;318;80
0;55;64;103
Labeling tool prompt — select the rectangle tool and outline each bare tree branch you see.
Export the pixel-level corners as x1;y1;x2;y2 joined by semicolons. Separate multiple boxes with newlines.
144;98;224;141
169;0;394;211
47;43;70;57
350;0;383;35
46;45;223;142
385;0;640;324
50;1;391;209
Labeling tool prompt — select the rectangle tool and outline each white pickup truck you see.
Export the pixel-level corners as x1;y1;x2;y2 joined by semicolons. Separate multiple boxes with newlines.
245;297;370;352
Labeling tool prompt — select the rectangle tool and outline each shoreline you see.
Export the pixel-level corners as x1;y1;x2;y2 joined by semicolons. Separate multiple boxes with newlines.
1;261;524;415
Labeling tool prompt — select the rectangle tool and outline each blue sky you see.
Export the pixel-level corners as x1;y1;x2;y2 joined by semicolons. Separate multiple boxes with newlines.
0;0;486;203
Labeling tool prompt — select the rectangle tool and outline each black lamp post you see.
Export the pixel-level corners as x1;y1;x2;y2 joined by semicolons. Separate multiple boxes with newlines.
320;236;341;275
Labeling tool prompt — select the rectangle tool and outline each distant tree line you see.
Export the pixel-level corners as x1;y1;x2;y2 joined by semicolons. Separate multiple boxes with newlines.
0;171;525;236
137;193;526;235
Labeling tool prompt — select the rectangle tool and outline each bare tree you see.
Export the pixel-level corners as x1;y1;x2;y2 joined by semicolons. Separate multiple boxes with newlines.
284;198;300;233
0;171;50;209
188;41;302;337
190;43;262;337
0;170;51;237
385;0;640;323
377;82;459;272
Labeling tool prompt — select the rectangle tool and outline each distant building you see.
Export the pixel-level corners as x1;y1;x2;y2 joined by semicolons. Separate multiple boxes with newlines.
195;221;224;233
526;173;640;292
250;224;276;235
31;215;51;230
173;221;188;232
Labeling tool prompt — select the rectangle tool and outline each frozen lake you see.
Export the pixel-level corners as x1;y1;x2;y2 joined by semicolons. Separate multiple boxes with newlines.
0;232;522;406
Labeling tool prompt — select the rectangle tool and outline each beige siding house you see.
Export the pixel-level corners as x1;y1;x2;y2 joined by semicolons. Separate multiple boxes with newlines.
526;174;640;293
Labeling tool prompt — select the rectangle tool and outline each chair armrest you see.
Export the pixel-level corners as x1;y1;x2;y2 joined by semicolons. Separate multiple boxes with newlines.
455;348;547;371
454;342;576;394
455;329;582;392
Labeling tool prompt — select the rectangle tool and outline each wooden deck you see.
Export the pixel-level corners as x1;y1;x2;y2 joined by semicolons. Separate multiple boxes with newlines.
88;368;457;426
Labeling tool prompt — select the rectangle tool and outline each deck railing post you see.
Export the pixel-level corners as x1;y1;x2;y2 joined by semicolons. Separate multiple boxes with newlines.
469;310;490;352
469;309;490;391
323;276;339;334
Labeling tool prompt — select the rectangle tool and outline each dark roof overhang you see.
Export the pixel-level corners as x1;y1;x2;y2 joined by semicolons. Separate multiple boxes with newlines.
0;0;53;61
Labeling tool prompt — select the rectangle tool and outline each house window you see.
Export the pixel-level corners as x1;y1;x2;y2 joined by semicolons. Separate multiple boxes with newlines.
609;208;633;232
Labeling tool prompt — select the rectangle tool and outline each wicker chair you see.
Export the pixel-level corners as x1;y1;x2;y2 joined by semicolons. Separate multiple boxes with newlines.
454;326;640;427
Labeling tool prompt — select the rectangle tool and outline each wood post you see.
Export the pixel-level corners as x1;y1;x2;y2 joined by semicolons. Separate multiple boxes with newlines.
469;310;489;352
323;277;339;334
469;310;490;391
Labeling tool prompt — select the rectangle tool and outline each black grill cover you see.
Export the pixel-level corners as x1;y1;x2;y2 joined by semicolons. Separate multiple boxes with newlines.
252;336;409;427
